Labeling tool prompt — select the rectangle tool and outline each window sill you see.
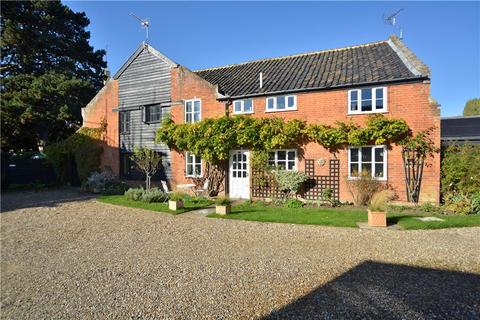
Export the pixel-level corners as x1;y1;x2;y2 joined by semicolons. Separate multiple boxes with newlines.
347;110;388;115
347;176;387;181
265;108;297;113
185;175;202;178
145;121;161;125
233;111;254;115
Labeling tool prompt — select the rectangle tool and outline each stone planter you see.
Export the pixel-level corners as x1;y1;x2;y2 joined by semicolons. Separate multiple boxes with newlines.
368;210;387;227
216;204;231;215
169;200;184;211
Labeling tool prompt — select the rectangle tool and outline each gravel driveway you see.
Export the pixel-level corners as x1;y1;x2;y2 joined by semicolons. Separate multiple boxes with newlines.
1;189;480;319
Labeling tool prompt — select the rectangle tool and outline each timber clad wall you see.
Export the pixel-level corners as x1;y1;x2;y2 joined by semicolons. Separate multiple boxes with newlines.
116;46;174;180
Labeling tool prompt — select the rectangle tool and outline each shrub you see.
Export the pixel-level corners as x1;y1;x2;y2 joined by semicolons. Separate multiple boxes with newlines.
103;180;129;195
284;199;304;208
124;187;145;201
274;170;309;198
215;196;232;206
84;171;115;193
369;190;395;211
321;188;340;207
170;191;185;202
141;188;169;203
346;172;383;206
441;144;480;196
419;202;443;214
443;192;476;215
471;192;480;215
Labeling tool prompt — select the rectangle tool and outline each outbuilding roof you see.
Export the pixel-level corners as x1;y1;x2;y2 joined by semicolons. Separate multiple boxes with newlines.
194;35;430;98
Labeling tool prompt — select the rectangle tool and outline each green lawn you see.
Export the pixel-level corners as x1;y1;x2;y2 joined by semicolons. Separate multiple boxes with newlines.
208;202;480;229
97;195;213;214
208;202;368;227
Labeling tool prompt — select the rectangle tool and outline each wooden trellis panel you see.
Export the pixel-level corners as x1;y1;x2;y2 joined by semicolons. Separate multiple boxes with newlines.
251;159;340;200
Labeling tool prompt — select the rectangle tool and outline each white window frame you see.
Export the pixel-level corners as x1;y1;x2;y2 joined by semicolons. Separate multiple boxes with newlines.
233;98;254;114
184;98;202;123
185;152;202;178
268;149;298;171
265;95;297;112
348;87;387;114
348;145;387;180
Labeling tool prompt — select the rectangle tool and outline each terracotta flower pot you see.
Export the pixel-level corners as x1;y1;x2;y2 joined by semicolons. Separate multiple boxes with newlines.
216;205;231;215
169;200;184;211
368;209;387;227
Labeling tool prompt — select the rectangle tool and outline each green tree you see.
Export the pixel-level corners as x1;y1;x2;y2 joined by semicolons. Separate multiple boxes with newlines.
463;98;480;116
130;147;162;190
1;1;106;151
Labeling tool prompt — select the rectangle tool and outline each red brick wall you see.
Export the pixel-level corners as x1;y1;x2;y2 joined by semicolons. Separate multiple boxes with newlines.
169;72;440;203
81;80;120;176
169;66;226;189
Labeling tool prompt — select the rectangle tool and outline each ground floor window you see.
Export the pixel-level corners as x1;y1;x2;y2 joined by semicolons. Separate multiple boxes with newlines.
348;146;387;179
186;152;202;177
268;149;297;170
120;153;137;178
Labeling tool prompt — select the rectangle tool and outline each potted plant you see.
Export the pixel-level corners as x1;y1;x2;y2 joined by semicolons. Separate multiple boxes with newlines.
215;196;232;215
169;191;184;211
368;190;395;227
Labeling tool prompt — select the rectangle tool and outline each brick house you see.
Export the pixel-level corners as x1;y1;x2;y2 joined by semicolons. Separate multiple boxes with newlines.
82;35;440;203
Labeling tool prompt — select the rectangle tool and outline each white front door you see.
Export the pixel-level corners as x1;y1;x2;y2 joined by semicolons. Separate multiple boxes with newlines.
229;150;250;199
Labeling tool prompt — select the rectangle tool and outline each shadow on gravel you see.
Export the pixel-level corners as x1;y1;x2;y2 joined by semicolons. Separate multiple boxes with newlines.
0;187;95;213
264;261;480;319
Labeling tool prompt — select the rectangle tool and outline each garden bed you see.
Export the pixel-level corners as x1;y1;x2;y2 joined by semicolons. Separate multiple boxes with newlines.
207;201;480;229
97;195;213;214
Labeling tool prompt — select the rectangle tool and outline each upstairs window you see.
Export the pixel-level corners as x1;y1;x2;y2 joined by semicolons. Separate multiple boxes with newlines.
348;146;387;180
185;99;201;123
268;149;297;170
120;111;131;134
186;152;202;177
348;87;387;114
145;104;161;123
266;95;297;112
233;99;253;114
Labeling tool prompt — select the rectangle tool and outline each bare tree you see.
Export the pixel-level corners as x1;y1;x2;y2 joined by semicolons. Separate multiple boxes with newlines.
130;147;161;190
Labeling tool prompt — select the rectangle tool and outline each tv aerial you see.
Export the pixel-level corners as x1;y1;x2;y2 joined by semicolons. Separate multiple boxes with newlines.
383;8;404;39
130;13;150;42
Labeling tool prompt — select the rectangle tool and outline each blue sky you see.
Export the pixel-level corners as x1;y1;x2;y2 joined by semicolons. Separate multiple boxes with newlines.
65;1;479;117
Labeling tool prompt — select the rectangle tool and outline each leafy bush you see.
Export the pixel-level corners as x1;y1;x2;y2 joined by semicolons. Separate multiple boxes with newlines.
124;187;145;201
103;180;129;195
84;171;115;193
74;143;103;182
284;199;304;208
170;191;185;202
141;188;169;203
346;172;383;206
443;192;476;215
442;144;480;196
369;190;395;211
419;202;443;214
471;192;480;215
274;170;309;198
215;196;232;206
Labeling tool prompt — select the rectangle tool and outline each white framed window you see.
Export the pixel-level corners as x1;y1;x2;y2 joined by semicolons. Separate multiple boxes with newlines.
120;111;130;134
233;98;254;114
185;99;201;123
185;152;202;177
348;87;387;114
266;95;297;112
268;149;297;170
145;104;161;123
348;146;387;180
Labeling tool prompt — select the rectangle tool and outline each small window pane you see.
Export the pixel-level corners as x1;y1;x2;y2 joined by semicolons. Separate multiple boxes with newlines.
234;101;242;112
243;171;247;178
186;101;192;112
194;100;201;112
361;88;372;100
375;164;384;178
277;151;286;160
375;148;384;162
195;164;201;175
350;148;359;162
233;163;237;169
277;96;286;109
186;113;192;123
287;96;295;108
233;171;237;178
350;91;358;111
267;98;275;110
350;164;359;176
268;152;275;161
244;99;253;112
375;88;383;99
243;163;247;170
287;161;295;170
287;151;295;160
277;161;286;170
362;163;372;175
362;147;372;162
193;112;200;122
